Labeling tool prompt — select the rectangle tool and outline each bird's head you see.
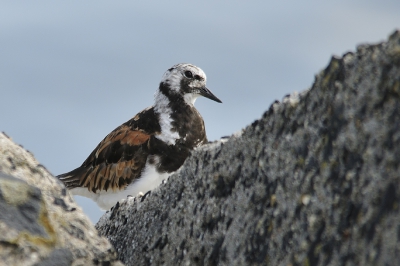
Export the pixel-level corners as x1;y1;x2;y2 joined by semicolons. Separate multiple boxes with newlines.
158;63;222;105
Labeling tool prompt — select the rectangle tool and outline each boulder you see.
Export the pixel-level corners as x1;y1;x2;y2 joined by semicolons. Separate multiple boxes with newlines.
0;133;123;266
96;30;400;265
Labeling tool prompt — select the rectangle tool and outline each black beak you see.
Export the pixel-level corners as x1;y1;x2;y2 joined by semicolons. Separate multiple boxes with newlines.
198;87;222;103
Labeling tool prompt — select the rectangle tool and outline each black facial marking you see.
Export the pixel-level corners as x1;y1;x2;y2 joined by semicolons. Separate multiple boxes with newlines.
159;82;171;97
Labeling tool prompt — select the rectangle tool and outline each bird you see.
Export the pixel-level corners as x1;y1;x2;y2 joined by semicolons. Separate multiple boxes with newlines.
57;63;222;210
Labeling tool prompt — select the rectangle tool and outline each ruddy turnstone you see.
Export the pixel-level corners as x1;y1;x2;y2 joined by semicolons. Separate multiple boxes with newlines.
57;63;221;209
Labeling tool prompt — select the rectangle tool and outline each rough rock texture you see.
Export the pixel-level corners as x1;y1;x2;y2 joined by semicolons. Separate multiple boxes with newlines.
0;133;123;266
96;30;400;265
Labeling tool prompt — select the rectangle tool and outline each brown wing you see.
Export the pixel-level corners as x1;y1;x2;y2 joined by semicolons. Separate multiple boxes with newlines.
58;107;161;193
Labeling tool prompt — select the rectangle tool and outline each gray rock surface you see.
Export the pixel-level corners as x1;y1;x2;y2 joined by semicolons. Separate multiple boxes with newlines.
0;133;123;266
96;30;400;265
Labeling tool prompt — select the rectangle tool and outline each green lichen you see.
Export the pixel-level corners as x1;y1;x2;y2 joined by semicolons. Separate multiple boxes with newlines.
296;156;305;167
0;179;30;206
389;80;400;97
321;59;340;88
7;198;57;248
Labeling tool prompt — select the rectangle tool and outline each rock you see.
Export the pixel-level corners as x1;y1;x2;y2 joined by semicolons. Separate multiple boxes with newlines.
0;133;123;266
96;30;400;265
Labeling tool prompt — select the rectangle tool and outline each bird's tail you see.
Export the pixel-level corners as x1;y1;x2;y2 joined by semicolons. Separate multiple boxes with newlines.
57;167;87;189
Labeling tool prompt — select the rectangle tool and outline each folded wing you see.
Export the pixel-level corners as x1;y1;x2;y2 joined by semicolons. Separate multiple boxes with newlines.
58;110;158;193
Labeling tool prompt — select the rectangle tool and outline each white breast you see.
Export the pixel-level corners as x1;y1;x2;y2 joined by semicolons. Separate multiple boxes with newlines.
154;92;180;145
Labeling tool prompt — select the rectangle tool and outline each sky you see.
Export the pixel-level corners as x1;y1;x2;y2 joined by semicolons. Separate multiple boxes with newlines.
1;1;399;223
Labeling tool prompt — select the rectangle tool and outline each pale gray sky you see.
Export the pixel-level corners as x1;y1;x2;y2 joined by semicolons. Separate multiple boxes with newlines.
1;1;399;223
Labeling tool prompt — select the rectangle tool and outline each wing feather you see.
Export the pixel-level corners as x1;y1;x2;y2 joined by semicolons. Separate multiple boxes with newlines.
57;107;160;193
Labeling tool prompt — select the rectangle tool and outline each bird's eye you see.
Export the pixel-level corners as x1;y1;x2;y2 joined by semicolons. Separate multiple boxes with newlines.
184;71;193;78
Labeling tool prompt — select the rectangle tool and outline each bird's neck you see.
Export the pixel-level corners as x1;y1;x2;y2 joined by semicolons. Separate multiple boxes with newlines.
153;84;206;147
154;91;172;114
154;83;191;114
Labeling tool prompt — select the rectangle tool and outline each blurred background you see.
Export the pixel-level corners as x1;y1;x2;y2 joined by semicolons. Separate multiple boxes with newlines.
1;1;399;223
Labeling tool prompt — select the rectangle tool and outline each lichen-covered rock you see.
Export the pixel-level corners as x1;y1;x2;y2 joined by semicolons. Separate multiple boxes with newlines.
0;133;123;266
96;30;400;266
